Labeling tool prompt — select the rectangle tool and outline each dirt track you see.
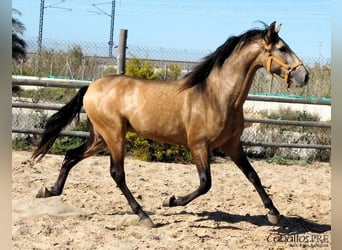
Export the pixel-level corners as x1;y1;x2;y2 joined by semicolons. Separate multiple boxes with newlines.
12;151;331;249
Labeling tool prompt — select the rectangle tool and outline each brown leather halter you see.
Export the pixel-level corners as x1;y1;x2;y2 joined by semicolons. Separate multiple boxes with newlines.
263;40;303;88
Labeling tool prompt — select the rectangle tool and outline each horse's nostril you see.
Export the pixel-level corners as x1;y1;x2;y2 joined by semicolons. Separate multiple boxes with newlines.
304;73;309;83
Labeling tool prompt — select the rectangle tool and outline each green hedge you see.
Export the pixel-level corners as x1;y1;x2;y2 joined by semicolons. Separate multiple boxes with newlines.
125;132;192;163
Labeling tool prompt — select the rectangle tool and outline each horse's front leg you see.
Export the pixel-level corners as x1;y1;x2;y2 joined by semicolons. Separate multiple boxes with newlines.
163;143;212;207
221;142;280;225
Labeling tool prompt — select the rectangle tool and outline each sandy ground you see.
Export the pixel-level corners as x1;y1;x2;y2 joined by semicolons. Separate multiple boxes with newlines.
12;150;331;249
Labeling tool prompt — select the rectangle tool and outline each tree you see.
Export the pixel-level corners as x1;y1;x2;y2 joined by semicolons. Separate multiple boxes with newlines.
126;57;156;79
12;9;27;61
166;64;182;80
68;46;84;71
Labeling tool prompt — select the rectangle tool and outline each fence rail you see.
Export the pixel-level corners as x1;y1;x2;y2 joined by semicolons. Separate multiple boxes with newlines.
12;75;332;106
12;76;90;88
12;76;331;150
11;102;331;129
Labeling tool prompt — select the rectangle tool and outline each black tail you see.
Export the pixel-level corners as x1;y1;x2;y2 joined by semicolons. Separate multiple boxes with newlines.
32;86;89;161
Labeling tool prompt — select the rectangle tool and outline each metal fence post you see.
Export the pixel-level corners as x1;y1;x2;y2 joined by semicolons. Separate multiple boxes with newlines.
116;29;128;75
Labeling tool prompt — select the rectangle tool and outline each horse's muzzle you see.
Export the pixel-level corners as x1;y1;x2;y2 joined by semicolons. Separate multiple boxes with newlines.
290;65;309;87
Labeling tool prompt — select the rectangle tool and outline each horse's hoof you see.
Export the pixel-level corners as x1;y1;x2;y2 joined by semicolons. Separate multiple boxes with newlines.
162;195;176;207
162;198;171;207
36;186;49;198
267;213;281;225
139;218;155;228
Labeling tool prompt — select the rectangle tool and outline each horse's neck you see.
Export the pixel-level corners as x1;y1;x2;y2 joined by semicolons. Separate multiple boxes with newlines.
209;43;262;110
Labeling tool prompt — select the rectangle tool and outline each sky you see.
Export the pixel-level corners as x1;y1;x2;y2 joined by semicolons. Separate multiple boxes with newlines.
12;0;331;60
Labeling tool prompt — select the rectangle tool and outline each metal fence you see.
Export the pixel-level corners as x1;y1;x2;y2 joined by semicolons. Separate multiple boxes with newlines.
12;37;331;161
13;37;331;100
12;76;331;161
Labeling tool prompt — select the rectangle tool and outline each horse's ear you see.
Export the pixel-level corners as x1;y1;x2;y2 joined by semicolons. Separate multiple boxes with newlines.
265;21;279;44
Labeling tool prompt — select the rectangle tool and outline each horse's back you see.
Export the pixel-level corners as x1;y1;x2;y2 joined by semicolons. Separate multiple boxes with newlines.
84;75;183;111
83;75;188;144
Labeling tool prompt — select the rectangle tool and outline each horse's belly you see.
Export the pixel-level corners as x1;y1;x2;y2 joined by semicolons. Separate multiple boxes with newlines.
127;114;187;145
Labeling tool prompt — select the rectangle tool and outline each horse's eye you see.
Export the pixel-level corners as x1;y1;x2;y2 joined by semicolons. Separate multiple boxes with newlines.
279;46;287;52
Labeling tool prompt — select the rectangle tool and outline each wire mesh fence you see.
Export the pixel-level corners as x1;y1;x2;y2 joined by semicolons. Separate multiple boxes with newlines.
13;37;331;99
12;37;331;161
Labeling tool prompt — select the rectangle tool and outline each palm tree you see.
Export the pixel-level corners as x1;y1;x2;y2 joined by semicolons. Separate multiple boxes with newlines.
12;9;27;61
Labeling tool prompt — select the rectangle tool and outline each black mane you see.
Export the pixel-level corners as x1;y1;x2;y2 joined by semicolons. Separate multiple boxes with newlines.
179;24;270;91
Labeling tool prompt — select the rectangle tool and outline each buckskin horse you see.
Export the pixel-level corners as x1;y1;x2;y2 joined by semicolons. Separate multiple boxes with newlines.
32;21;309;227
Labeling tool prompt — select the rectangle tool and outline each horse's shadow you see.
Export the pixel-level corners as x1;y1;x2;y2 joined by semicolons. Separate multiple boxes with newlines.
162;210;331;234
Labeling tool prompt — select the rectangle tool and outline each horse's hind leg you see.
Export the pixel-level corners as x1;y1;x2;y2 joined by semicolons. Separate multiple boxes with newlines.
221;143;280;225
107;135;154;228
36;123;106;198
109;155;154;227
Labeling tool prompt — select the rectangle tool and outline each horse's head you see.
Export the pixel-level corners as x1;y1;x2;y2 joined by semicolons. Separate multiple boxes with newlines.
261;21;309;88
